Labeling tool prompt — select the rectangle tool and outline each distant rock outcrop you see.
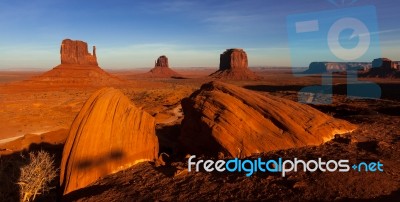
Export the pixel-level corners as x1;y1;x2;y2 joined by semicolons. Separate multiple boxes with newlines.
180;81;356;157
61;39;98;66
209;49;259;80
60;88;158;194
28;39;122;86
361;58;400;78
155;55;169;68
140;55;183;78
303;62;370;74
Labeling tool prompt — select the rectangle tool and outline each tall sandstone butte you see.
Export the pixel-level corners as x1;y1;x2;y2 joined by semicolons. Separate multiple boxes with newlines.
155;55;169;68
60;88;158;194
60;39;98;66
29;39;121;85
210;48;259;80
180;81;357;157
142;55;182;78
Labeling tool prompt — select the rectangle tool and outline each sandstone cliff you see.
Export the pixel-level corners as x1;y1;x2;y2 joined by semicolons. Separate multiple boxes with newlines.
61;39;98;66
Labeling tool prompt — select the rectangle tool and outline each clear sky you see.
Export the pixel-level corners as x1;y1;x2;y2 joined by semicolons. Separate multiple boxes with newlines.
0;0;398;69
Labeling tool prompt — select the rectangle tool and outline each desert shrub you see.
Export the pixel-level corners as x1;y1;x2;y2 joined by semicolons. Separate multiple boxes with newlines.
17;150;58;202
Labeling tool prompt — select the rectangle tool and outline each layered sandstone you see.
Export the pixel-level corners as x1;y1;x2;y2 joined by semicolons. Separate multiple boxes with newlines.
209;49;259;80
60;88;158;194
180;81;356;157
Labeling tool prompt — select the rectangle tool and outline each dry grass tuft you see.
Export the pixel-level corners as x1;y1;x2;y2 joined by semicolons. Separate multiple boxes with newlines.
17;150;58;202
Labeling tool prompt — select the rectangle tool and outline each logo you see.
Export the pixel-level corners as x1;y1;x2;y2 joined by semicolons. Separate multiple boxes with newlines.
287;5;381;104
188;156;383;177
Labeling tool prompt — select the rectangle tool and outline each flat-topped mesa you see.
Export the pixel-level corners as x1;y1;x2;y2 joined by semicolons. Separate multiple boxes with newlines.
219;48;247;70
60;39;98;66
155;55;169;68
210;48;259;80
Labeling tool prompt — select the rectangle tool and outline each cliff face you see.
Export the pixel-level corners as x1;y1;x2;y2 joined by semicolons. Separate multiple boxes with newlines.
60;88;158;194
60;39;98;66
219;48;248;71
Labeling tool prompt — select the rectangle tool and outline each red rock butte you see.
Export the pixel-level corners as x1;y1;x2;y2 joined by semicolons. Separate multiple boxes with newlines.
61;39;98;66
209;48;259;80
180;81;357;157
28;39;121;86
60;87;159;194
141;55;182;78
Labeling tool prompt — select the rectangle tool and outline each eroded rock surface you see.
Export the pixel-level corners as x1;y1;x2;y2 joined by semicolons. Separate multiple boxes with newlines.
60;88;158;194
180;81;356;157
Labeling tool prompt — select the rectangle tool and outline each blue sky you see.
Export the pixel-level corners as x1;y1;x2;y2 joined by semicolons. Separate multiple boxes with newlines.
0;0;398;69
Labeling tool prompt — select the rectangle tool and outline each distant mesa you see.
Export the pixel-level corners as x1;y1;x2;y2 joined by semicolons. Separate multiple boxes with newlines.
60;87;159;194
209;48;260;80
180;81;356;157
303;61;371;74
361;58;400;78
28;39;121;86
140;55;183;78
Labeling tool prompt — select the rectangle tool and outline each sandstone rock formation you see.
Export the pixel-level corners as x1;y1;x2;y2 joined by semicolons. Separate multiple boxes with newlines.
372;58;394;70
209;49;259;80
61;39;98;66
60;88;158;194
29;39;122;86
155;55;169;68
141;55;182;78
180;81;357;157
304;62;371;74
362;58;400;78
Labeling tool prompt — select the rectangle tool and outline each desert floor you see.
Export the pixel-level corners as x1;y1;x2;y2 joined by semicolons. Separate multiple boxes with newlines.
0;68;399;201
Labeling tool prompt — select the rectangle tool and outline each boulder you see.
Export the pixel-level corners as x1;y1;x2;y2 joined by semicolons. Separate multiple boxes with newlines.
60;88;158;194
180;81;357;157
210;49;259;80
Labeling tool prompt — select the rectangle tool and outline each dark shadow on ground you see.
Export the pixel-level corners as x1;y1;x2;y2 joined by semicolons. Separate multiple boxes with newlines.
0;142;64;202
243;83;400;101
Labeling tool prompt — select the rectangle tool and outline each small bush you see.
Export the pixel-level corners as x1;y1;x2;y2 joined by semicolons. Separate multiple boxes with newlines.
17;151;58;202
